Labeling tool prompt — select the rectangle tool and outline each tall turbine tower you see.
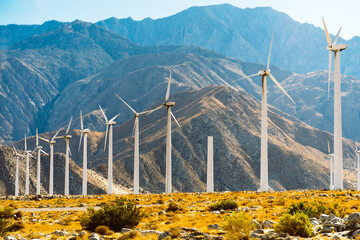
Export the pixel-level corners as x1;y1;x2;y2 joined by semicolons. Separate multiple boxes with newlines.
327;140;334;190
232;33;295;191
322;18;347;190
78;111;90;195
115;94;154;194
38;128;62;195
146;71;181;193
24;135;34;195
355;144;360;191
12;144;25;196
99;106;120;194
56;118;73;195
34;129;48;195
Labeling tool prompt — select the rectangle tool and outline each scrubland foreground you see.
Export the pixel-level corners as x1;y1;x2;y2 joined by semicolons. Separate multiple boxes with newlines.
0;190;360;240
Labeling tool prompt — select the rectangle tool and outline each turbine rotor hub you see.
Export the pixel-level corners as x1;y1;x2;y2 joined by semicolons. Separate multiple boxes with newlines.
165;101;175;107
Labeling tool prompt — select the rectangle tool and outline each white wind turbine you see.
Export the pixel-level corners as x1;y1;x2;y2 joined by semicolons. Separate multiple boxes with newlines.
34;129;48;195
23;135;34;195
56;118;73;195
322;17;347;190
232;33;295;191
355;144;360;191
12;144;25;196
99;106;120;194
145;71;181;193
38;128;62;195
78;111;90;195
327;140;334;190
115;94;153;194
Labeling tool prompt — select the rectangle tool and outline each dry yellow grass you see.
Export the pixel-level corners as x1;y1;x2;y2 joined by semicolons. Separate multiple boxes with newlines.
1;189;359;239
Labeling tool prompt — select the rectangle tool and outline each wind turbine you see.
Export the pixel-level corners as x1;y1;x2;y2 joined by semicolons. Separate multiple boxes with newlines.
99;106;120;194
12;144;25;196
115;94;153;194
145;71;181;193
322;17;347;190
355;144;360;191
23;135;34;195
232;33;295;191
78;111;90;195
327;140;334;190
34;129;48;195
38;128;62;195
56;118;73;195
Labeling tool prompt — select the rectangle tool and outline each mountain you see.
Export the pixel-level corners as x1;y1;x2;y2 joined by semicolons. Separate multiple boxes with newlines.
97;4;359;78
0;145;130;195
70;85;357;192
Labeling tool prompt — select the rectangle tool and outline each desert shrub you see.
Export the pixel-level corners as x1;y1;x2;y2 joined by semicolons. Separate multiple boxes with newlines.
7;221;25;232
81;198;144;232
14;210;23;220
118;230;144;240
95;225;110;235
0;206;14;219
287;201;345;218
167;202;181;212
275;212;312;237
210;199;238;211
222;211;253;240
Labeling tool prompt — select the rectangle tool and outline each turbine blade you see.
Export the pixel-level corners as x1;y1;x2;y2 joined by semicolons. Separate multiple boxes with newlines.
328;51;332;100
51;128;63;141
12;143;18;154
132;119;137;136
171;111;181;128
36;128;39;147
109;113;120;122
68;146;72;157
145;105;164;115
78;133;83;153
29;153;34;158
267;32;274;70
65;117;72;135
80;111;84;131
38;136;50;143
115;93;136;114
269;73;295;104
322;17;332;47
332;27;342;45
40;149;49;156
104;125;109;151
99;105;108;122
232;73;260;83
327;140;330;154
165;71;172;102
24;134;27;151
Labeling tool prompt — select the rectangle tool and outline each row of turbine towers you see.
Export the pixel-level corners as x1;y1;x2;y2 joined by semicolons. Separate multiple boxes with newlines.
9;17;358;196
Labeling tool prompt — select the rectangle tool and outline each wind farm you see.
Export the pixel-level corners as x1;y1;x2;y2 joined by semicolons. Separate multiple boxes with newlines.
1;2;360;239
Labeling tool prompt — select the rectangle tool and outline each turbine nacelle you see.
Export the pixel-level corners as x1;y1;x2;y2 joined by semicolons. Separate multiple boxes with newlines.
327;44;347;52
64;135;72;139
258;70;270;76
49;140;56;145
106;121;116;126
165;101;175;107
36;146;43;150
81;129;91;134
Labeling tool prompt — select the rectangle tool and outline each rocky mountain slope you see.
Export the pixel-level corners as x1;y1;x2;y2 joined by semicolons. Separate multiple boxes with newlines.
59;85;357;193
97;4;359;79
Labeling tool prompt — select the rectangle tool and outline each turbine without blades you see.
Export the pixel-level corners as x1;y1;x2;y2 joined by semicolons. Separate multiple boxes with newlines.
78;111;90;195
115;93;151;194
12;143;25;196
23;134;34;195
232;32;295;192
38;128;62;195
99;105;120;194
55;118;73;195
145;71;181;193
322;17;347;190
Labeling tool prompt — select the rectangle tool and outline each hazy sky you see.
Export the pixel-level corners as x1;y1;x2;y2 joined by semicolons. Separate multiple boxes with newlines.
0;0;359;40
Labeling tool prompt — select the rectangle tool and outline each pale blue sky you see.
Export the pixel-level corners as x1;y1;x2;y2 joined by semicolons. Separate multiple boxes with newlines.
0;0;359;40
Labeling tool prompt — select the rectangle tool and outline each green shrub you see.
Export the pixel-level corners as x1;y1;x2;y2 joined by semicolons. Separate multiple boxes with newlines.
275;212;312;237
0;206;14;219
222;211;253;240
210;199;238;211
118;230;143;240
167;202;181;212
7;221;25;232
95;225;110;235
287;201;345;218
81;198;144;232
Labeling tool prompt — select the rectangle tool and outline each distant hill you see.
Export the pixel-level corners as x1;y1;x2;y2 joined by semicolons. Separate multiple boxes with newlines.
97;4;359;79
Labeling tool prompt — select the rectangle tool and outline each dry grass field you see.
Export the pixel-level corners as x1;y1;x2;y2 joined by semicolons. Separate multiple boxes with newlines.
1;190;359;239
